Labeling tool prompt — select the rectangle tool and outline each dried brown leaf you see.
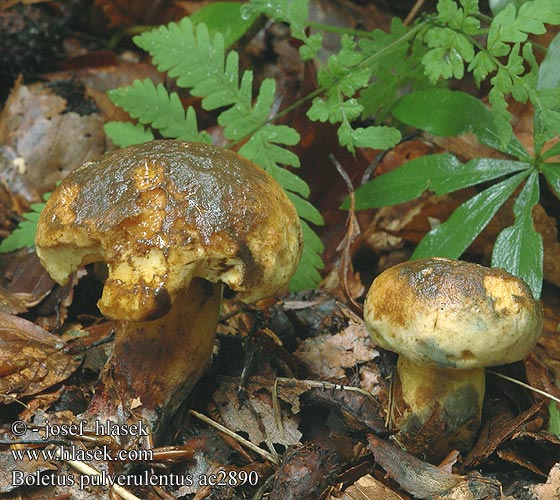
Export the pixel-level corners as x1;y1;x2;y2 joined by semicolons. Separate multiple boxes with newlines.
269;441;340;500
461;400;545;470
0;77;105;203
0;452;56;494
0;312;81;403
529;462;560;500
0;250;55;314
294;322;378;380
367;434;462;499
213;378;302;448
340;474;406;500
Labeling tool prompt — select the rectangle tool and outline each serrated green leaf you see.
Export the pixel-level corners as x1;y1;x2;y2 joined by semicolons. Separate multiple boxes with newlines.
104;121;154;147
412;169;530;259
119;11;325;286
533;88;560;143
489;87;515;148
541;163;560;198
190;2;257;48
290;220;324;291
469;51;497;83
349;153;529;210
287;193;324;225
307;98;330;122
392;89;528;158
107;79;206;142
0;193;50;253
489;0;528;16
491;172;542;298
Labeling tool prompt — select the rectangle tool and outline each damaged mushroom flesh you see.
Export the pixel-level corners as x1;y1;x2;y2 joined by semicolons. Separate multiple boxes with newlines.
35;140;302;438
364;257;542;462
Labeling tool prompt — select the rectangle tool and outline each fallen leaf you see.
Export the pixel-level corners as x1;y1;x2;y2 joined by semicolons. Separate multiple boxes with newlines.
0;312;81;403
0;250;54;314
340;473;405;500
367;434;462;499
294;322;378;380
269;441;340;500
213;378;302;448
461;400;544;470
0;452;56;494
0;77;106;203
529;462;560;500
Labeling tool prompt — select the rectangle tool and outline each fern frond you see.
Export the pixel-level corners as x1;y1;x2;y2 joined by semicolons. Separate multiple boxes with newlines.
125;16;324;290
107;79;209;143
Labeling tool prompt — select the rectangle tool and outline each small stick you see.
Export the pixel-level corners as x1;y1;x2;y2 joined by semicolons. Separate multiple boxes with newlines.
57;451;143;500
275;376;374;399
487;370;560;404
189;410;278;465
404;0;427;26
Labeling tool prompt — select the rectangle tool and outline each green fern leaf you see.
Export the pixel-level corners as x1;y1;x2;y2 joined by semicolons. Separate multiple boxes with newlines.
107;79;208;142
127;15;325;289
104;122;154;147
0;195;50;253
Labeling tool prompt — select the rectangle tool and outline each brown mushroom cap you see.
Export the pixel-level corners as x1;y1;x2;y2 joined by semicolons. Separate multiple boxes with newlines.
36;140;302;321
364;257;543;369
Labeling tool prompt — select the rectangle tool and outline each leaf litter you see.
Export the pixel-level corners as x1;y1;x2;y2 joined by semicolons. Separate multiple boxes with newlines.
0;1;559;499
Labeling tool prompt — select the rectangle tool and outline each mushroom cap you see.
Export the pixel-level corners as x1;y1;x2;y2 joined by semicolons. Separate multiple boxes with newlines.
364;257;542;369
36;141;303;321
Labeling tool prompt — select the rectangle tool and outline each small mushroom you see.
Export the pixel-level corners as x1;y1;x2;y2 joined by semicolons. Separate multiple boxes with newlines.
364;257;542;461
35;140;302;437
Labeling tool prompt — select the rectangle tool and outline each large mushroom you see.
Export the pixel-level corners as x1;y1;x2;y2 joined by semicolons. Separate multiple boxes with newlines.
364;257;542;461
35;140;302;437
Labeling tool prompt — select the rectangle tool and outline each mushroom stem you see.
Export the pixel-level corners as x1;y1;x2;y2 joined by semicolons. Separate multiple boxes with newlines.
87;278;223;438
394;356;484;458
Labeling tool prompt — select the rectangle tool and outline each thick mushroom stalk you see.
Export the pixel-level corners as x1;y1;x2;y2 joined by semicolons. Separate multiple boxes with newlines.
364;257;542;462
35;140;302;440
88;280;223;432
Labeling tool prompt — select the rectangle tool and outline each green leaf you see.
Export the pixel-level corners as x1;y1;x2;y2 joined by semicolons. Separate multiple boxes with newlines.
290;220;325;292
549;401;560;436
104;121;154;147
108;79;207;142
533;88;560;144
351;126;401;149
190;2;257;48
489;0;528;16
542;142;560;161
392;89;528;158
538;32;560;89
541;163;560;198
114;10;325;289
491;172;543;298
287;193;324;225
412;170;530;259
349;153;529;210
0;194;50;253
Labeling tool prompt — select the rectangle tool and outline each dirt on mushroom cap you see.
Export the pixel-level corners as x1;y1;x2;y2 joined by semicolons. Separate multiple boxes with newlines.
35;140;303;321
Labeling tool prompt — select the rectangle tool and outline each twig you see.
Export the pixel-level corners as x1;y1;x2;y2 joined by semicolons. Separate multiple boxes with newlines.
487;370;560;404
404;0;427;26
329;154;363;315
274;376;374;399
188;410;279;465
58;453;143;500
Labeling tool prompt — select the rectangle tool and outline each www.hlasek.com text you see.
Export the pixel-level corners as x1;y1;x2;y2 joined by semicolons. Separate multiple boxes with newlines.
11;444;152;462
